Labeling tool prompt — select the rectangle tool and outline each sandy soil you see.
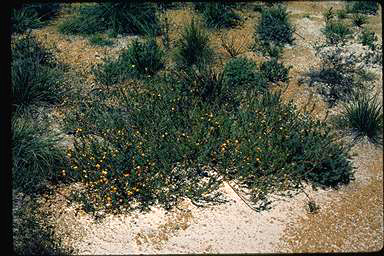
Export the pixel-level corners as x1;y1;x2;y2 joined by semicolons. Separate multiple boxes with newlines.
13;1;383;254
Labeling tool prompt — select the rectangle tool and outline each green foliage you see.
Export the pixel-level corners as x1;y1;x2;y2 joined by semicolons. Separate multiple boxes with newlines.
347;1;379;15
256;4;295;45
322;21;352;45
222;57;267;94
58;2;160;36
88;34;114;46
11;34;65;111
174;20;214;68
195;2;242;28
352;13;368;27
92;38;164;85
260;58;290;83
359;28;378;50
341;95;383;144
336;9;348;19
12;113;67;194
11;3;60;34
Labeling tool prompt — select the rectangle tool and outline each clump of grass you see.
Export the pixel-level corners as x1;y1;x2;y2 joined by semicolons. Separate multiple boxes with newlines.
256;4;295;45
321;20;352;45
92;38;164;85
174;19;214;68
359;28;378;50
260;58;290;83
195;2;242;28
12;113;67;194
58;2;160;36
336;9;348;19
88;34;114;46
341;95;383;144
219;32;247;58
347;1;379;15
352;13;368;27
11;34;66;111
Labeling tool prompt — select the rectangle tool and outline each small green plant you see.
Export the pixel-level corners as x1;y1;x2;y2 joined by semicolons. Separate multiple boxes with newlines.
58;2;160;36
341;95;383;144
195;2;242;28
322;21;352;45
359;28;377;50
347;1;379;15
93;38;164;85
260;58;290;83
352;13;368;27
323;7;334;23
12;113;67;194
256;4;295;45
174;19;214;68
11;34;66;111
307;199;320;213
336;9;348;19
88;34;114;46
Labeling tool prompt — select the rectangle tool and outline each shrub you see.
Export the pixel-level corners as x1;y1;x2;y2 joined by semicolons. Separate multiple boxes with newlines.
347;1;379;15
92;38;164;85
323;7;334;23
220;33;247;58
336;9;348;19
222;57;267;94
359;28;377;50
58;2;160;36
256;4;295;45
322;21;352;45
11;35;65;110
11;3;60;34
88;34;114;46
12;113;67;194
260;58;290;83
195;3;242;28
341;95;383;144
352;13;368;27
174;20;214;68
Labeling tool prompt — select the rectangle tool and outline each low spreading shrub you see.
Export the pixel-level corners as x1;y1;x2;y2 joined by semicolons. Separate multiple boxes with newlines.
92;38;164;85
12;113;67;194
322;21;352;45
260;58;290;83
174;20;214;68
195;2;242;28
58;2;160;36
256;4;295;45
359;28;378;50
352;13;368;27
11;34;65;111
341;95;383;144
347;1;379;15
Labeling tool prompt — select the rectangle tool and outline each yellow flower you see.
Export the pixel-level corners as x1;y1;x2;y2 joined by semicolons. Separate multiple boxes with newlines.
127;191;133;196
96;164;101;169
256;158;260;162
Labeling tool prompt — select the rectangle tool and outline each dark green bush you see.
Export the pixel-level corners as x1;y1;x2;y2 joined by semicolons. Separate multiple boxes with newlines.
322;21;352;45
341;95;383;144
359;28;378;50
195;3;242;28
347;1;379;15
260;58;290;83
222;57;267;94
58;2;160;36
256;4;295;45
93;38;164;85
174;20;214;68
88;34;114;46
12;114;67;194
352;13;368;27
11;35;65;110
12;3;61;34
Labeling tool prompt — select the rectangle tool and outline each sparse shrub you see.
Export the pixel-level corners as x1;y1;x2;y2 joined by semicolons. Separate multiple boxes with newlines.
195;2;242;28
220;32;247;58
58;2;160;36
347;1;379;15
322;21;352;45
12;113;67;194
256;4;295;45
336;9;348;19
352;13;368;27
260;58;290;83
12;3;60;34
174;20;214;68
222;57;267;94
341;95;383;144
88;34;114;46
359;28;377;50
11;34;65;110
93;38;164;85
